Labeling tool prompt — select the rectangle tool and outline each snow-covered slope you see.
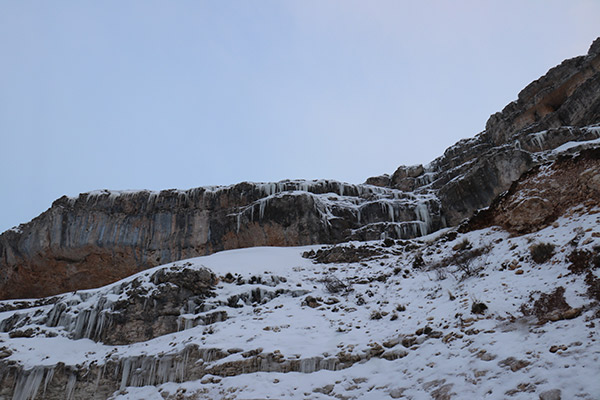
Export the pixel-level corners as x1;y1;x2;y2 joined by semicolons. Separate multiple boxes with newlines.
1;205;599;399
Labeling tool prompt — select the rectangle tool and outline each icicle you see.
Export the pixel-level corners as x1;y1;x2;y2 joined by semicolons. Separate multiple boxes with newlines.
259;198;268;220
236;213;241;233
387;203;395;222
12;367;46;400
531;131;547;150
65;373;77;400
42;368;55;396
587;126;600;137
120;358;132;390
415;202;432;236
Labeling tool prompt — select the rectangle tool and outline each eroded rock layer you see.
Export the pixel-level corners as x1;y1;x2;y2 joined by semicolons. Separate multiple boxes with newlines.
0;181;441;299
1;38;600;300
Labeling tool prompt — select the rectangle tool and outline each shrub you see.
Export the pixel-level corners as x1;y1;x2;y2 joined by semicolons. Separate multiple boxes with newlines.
412;253;425;269
471;302;488;314
530;243;555;264
432;245;491;281
452;239;472;252
322;275;348;294
568;250;592;274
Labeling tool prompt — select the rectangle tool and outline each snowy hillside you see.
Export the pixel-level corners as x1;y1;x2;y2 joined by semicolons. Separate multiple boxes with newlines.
1;205;599;399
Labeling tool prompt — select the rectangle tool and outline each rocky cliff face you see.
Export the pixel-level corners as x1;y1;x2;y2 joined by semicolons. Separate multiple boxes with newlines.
376;37;600;225
0;181;442;299
1;38;600;301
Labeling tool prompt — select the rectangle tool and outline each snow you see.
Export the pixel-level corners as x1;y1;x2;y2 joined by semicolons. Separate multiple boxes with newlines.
1;208;600;399
552;137;600;154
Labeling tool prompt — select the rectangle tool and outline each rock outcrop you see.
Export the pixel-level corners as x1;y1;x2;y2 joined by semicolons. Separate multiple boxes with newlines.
378;37;600;225
0;181;442;299
1;37;600;300
463;146;600;234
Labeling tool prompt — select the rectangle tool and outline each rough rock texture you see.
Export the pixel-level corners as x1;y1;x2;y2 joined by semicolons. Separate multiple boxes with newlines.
0;265;220;345
0;182;442;299
372;38;600;226
464;147;600;234
485;38;600;146
1;38;600;300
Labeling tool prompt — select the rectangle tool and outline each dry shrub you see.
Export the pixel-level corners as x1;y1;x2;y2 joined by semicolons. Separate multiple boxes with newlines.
529;243;555;264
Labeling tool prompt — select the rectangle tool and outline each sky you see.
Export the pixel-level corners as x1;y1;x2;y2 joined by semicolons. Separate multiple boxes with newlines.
1;1;599;232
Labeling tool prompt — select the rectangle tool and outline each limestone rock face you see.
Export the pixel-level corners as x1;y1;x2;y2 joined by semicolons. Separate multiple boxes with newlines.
485;38;600;146
371;37;600;226
437;148;534;226
2;38;600;300
0;181;443;299
464;148;600;234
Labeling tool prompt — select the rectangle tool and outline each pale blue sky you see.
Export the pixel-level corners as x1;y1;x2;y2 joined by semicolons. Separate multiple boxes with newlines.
1;1;599;232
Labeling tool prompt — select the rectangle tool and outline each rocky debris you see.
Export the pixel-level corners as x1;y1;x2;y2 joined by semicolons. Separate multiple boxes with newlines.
381;348;408;360
303;243;387;264
498;357;531;372
303;296;322;308
422;379;455;400
520;286;582;324
475;350;497;361
549;344;568;353
313;384;334;395
389;387;407;399
539;389;562;400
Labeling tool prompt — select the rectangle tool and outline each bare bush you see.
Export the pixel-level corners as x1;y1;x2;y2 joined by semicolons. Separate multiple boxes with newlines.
530;243;555;264
431;245;491;281
322;275;349;294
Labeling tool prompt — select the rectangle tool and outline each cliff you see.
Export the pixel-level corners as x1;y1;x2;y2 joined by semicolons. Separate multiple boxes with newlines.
1;38;600;400
1;38;599;300
0;182;442;299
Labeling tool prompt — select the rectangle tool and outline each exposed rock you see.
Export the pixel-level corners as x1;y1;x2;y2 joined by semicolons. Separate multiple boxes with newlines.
314;384;335;395
498;357;531;372
364;174;391;187
0;182;443;299
0;265;219;345
485;38;600;146
304;243;384;264
381;348;408;360
389;387;407;399
1;37;600;304
519;286;580;324
465;148;600;233
438;148;534;225
539;389;562;400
